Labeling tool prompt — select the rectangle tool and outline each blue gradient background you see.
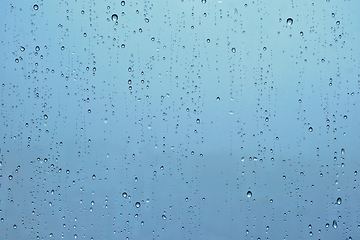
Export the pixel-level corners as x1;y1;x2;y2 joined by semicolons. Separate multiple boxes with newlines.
1;0;359;239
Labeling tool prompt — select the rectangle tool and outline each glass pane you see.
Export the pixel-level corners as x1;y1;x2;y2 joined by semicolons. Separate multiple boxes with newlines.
1;0;359;239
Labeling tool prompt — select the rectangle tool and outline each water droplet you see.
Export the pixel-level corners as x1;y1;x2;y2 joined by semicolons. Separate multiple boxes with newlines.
332;220;337;229
287;18;293;25
263;46;267;51
196;119;200;124
111;14;118;22
20;46;25;52
300;31;304;36
35;46;40;51
92;174;96;180
162;215;167;220
265;117;269;122
15;58;19;63
341;148;345;154
343;115;347;119
33;4;39;10
121;1;125;6
201;0;206;3
135;202;141;208
61;46;65;51
160;166;164;170
144;18;149;23
231;47;236;53
44;114;48;120
247;191;252;198
8;175;13;180
122;192;127;198
336;21;340;25
206;39;210;43
336;197;342;205
308;127;313;132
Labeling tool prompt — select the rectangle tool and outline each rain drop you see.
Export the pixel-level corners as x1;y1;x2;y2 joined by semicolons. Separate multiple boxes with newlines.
247;191;252;198
135;202;141;208
122;192;127;198
287;18;293;25
121;1;125;6
332;220;337;229
308;127;313;132
231;47;236;53
112;14;118;22
33;4;39;10
336;197;342;205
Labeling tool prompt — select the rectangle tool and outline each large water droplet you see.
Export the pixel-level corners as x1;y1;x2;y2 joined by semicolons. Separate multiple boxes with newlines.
112;14;118;22
247;191;252;198
332;220;337;229
287;18;293;25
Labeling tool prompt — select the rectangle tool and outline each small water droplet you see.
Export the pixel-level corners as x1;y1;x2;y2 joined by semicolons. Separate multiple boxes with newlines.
231;47;236;53
308;127;313;132
122;192;127;198
201;0;206;3
336;197;342;205
44;114;48;120
9;175;13;180
92;174;96;180
162;215;167;220
33;4;39;10
135;202;141;208
121;1;125;6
